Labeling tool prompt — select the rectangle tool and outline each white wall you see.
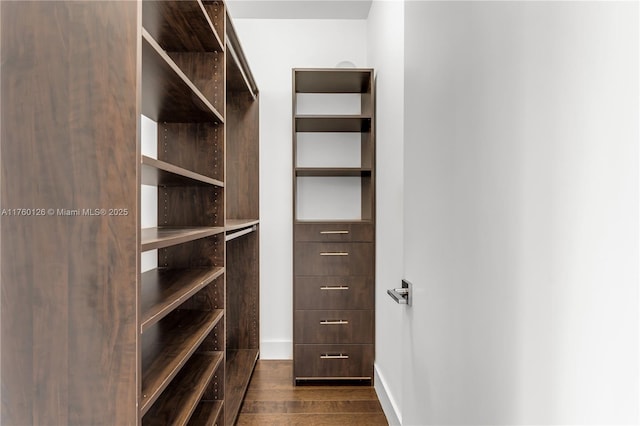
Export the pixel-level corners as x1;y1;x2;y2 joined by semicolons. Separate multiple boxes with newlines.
232;18;367;358
366;1;404;425
403;1;638;424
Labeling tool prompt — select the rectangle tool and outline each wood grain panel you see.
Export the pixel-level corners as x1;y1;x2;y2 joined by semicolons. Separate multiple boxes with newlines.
294;242;374;276
294;276;373;310
158;186;224;227
226;92;259;220
294;345;374;379
142;352;223;426
1;1;139;424
169;51;225;116
226;230;259;349
142;0;223;52
294;223;374;242
159;122;224;183
294;310;374;344
294;69;373;94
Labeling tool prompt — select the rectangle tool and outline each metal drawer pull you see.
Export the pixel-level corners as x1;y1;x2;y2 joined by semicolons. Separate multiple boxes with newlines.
320;353;349;359
320;320;349;325
320;252;348;256
320;285;349;290
320;230;349;235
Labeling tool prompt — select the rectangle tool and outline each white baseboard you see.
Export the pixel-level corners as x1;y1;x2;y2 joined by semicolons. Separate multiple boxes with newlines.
260;340;293;360
374;363;402;425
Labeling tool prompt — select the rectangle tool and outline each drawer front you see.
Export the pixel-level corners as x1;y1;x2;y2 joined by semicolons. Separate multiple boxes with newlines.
294;344;374;379
294;310;373;344
294;242;373;276
295;223;374;242
295;276;373;310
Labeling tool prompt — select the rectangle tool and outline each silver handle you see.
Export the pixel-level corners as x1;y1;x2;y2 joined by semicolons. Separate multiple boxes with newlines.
320;252;348;256
388;279;412;306
320;353;349;359
320;320;349;325
320;285;349;290
320;230;349;235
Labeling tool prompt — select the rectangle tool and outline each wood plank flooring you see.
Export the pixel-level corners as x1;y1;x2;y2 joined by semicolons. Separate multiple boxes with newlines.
236;360;388;425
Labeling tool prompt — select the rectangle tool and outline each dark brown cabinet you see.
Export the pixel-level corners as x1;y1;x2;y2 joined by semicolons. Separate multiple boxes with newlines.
2;2;259;425
292;69;375;383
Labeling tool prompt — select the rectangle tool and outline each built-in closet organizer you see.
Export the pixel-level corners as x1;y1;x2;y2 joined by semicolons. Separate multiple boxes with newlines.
292;69;375;383
2;2;259;425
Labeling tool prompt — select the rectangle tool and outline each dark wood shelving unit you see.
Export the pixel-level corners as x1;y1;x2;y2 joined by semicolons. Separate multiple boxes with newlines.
141;267;225;332
294;69;373;93
141;227;225;251
1;2;258;425
142;156;224;187
142;351;223;426
140;309;224;414
295;115;371;132
293;69;376;384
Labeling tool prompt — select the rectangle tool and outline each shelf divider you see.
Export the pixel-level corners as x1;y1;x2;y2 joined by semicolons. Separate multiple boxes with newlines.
295;167;372;177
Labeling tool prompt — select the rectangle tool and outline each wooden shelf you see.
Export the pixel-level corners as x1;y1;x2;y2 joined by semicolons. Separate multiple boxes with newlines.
225;349;259;426
188;400;223;426
142;351;223;426
295;167;372;177
141;309;224;415
142;29;224;123
141;267;225;333
294;68;372;93
142;0;223;52
226;219;259;232
142;156;224;187
295;219;374;224
295;115;371;132
141;227;224;252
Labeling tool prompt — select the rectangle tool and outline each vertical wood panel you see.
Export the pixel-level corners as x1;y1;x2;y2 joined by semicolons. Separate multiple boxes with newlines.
1;1;139;424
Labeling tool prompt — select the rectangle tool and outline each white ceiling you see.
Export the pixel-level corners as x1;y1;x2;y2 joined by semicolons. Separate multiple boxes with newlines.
226;0;373;19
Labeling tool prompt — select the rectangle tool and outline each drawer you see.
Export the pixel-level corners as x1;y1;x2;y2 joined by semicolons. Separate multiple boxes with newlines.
294;242;373;276
294;344;374;379
294;310;373;344
295;276;373;310
295;223;374;242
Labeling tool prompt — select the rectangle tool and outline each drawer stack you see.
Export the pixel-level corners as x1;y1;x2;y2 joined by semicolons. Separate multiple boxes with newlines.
292;68;375;384
293;223;374;381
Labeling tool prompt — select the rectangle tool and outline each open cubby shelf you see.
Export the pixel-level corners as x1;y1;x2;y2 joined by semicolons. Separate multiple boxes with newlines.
142;351;223;426
142;29;224;123
141;267;225;332
295;115;371;132
142;0;224;53
225;349;260;425
141;309;224;415
294;69;372;93
188;400;224;426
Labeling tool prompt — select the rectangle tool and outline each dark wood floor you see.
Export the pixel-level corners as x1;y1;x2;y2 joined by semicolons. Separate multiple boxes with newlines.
236;360;388;425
